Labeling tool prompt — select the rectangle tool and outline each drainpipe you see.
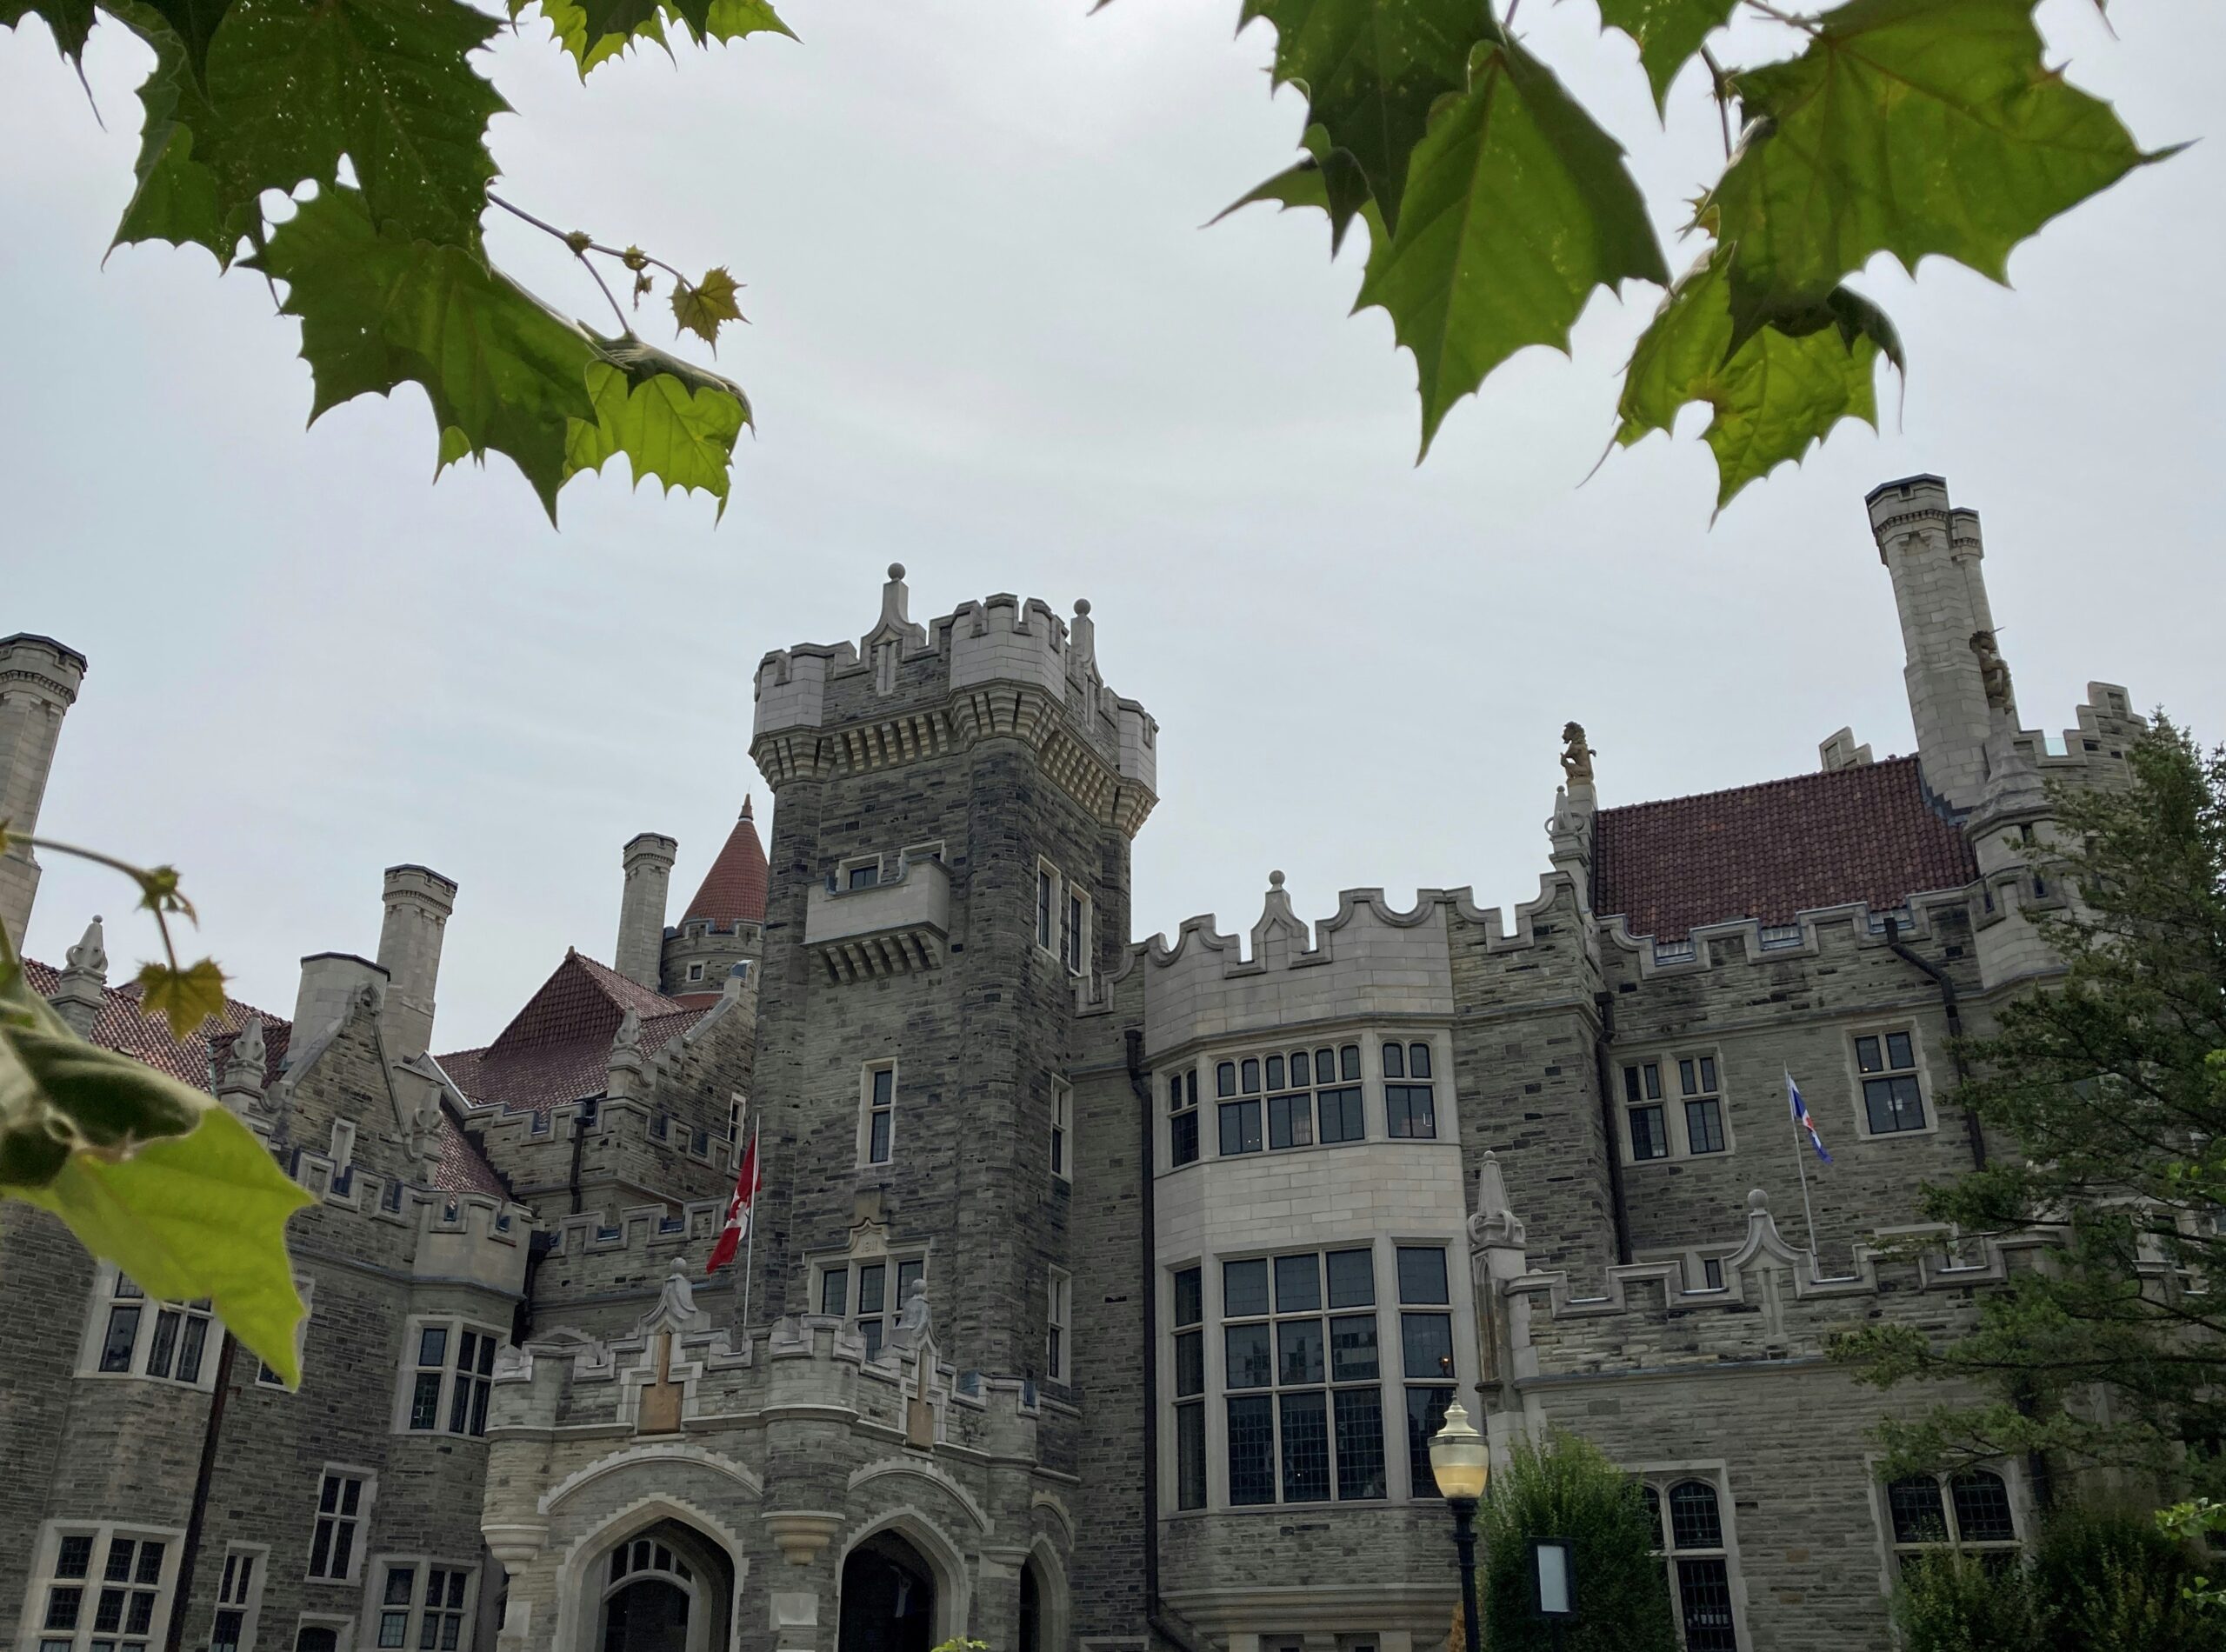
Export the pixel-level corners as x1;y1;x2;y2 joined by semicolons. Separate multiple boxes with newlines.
1882;917;1984;1169
164;1332;238;1652
1126;1029;1208;1652
1591;992;1633;1264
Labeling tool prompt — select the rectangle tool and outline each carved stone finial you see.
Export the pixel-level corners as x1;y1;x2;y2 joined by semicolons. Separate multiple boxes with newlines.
64;915;107;976
611;1006;643;1055
1269;869;1284;889
1747;1188;1769;1216
230;1013;268;1077
1558;722;1596;786
1469;1149;1528;1251
1969;629;2015;716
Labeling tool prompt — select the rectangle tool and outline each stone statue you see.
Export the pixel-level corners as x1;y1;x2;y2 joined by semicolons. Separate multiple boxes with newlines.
1559;722;1596;786
610;1006;643;1055
896;1277;931;1342
1969;630;2014;715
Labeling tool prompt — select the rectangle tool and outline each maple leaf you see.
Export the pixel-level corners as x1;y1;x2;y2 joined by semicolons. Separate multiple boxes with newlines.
1;0;96;63
250;185;599;516
135;958;230;1040
1214;140;1382;265
671;266;744;348
1596;0;1738;113
564;359;749;513
1615;247;1903;512
1703;0;2173;345
1354;27;1668;456
1239;0;1489;233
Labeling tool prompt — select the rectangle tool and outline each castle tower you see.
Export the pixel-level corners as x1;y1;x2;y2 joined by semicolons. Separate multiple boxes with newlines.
0;633;87;949
616;831;676;990
745;563;1157;1376
1866;476;2003;809
660;796;768;996
377;863;457;1062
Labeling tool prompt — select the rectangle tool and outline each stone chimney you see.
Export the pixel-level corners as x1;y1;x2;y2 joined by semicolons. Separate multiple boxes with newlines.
1867;476;2001;809
377;863;457;1062
293;952;388;1047
617;833;677;991
0;633;88;950
50;914;108;1035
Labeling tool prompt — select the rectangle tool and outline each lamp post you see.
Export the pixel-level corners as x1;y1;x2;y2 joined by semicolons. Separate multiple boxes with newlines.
1429;1401;1490;1652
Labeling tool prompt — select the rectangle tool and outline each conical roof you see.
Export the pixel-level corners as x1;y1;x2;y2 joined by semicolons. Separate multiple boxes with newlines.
681;796;769;928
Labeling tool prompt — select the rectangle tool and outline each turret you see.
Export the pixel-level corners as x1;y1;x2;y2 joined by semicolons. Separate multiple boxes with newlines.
1867;476;2002;809
0;633;87;949
377;863;457;1062
50;914;108;1035
616;832;676;991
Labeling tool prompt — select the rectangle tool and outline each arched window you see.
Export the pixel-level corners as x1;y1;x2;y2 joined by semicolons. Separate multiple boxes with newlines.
1636;1476;1738;1651
1887;1469;2022;1575
601;1538;696;1652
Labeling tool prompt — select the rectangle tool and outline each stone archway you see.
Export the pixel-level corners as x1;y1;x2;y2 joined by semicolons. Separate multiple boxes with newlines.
837;1530;936;1652
586;1519;733;1652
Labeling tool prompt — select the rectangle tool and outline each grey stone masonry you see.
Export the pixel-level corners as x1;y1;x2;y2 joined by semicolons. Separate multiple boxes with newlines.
618;833;679;991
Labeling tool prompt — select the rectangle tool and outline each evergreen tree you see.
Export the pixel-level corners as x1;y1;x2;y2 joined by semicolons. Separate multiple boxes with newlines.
1479;1433;1676;1652
1837;718;2226;1492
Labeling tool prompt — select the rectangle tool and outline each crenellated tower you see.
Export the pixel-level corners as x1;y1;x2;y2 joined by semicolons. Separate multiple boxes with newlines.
0;632;87;949
745;563;1157;1381
1868;475;2001;809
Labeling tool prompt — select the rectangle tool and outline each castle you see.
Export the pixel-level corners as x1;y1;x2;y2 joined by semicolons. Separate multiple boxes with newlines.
0;475;2152;1652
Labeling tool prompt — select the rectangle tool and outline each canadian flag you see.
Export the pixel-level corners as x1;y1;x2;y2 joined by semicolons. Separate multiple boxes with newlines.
706;1129;762;1276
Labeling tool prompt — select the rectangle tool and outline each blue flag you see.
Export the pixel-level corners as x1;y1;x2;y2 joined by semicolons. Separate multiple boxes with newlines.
1787;1074;1832;1164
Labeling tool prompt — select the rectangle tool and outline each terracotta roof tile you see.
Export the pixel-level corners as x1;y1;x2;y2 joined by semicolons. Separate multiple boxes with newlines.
681;797;768;928
1591;756;1977;941
437;950;709;1113
27;954;506;1201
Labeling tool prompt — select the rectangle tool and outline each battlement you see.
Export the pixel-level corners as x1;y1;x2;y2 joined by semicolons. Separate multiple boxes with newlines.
1500;1189;2055;1381
750;567;1157;832
492;1265;1041;1464
1084;867;1596;1051
1596;883;1972;980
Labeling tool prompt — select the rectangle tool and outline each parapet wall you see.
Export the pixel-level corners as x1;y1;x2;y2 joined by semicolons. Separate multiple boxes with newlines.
1503;1189;2053;1381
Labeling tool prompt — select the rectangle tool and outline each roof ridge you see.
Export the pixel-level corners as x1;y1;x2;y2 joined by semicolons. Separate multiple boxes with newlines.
1596;753;1919;818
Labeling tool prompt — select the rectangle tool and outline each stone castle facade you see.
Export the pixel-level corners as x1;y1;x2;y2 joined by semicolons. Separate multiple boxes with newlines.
0;475;2152;1652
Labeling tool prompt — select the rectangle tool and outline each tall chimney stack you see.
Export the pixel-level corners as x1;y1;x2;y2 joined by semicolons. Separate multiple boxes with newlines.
617;833;676;991
377;863;457;1062
0;633;88;950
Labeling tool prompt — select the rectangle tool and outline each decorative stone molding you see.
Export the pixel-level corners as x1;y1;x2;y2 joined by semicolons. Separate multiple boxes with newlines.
763;1511;843;1566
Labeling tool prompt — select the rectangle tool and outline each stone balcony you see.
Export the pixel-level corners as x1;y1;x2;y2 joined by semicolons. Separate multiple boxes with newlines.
803;858;951;981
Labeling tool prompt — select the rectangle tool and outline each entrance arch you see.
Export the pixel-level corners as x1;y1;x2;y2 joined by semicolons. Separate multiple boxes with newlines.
837;1530;936;1652
587;1519;732;1652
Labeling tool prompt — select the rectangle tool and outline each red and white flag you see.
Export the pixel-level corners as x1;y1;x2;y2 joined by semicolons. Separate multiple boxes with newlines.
706;1129;762;1275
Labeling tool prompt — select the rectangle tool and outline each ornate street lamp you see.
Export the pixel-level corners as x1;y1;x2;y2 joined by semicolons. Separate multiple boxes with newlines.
1429;1401;1490;1652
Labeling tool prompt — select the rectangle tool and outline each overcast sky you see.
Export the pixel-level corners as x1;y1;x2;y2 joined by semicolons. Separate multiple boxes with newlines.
4;0;2221;1050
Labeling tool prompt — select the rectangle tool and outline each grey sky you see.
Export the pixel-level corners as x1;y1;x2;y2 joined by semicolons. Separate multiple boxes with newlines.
4;0;2220;1049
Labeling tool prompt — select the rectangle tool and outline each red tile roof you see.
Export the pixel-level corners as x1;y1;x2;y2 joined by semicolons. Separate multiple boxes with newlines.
24;956;506;1199
23;956;290;1089
681;797;768;928
436;949;708;1114
1591;756;1977;941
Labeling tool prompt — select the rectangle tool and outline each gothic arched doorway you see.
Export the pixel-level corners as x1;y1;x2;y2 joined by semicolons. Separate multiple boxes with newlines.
1018;1560;1041;1652
593;1522;729;1652
838;1530;936;1652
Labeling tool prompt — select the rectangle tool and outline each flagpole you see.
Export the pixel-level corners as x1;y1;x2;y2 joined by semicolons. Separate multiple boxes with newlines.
740;1123;759;1333
1787;1069;1821;1280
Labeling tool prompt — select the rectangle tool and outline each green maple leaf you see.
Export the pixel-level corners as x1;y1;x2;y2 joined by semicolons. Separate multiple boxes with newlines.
1704;0;2172;344
1;0;96;63
1215;143;1383;265
112;19;245;263
565;356;749;513
1596;0;1737;112
518;0;788;75
0;952;311;1387
1239;0;1490;232
250;185;599;516
203;0;505;250
135;959;230;1040
1354;27;1668;456
1615;247;1903;512
670;265;744;347
137;0;235;84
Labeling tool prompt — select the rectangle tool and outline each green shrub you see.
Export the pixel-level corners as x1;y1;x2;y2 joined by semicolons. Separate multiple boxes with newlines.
2030;1502;2226;1652
1891;1553;2036;1652
1478;1433;1676;1652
